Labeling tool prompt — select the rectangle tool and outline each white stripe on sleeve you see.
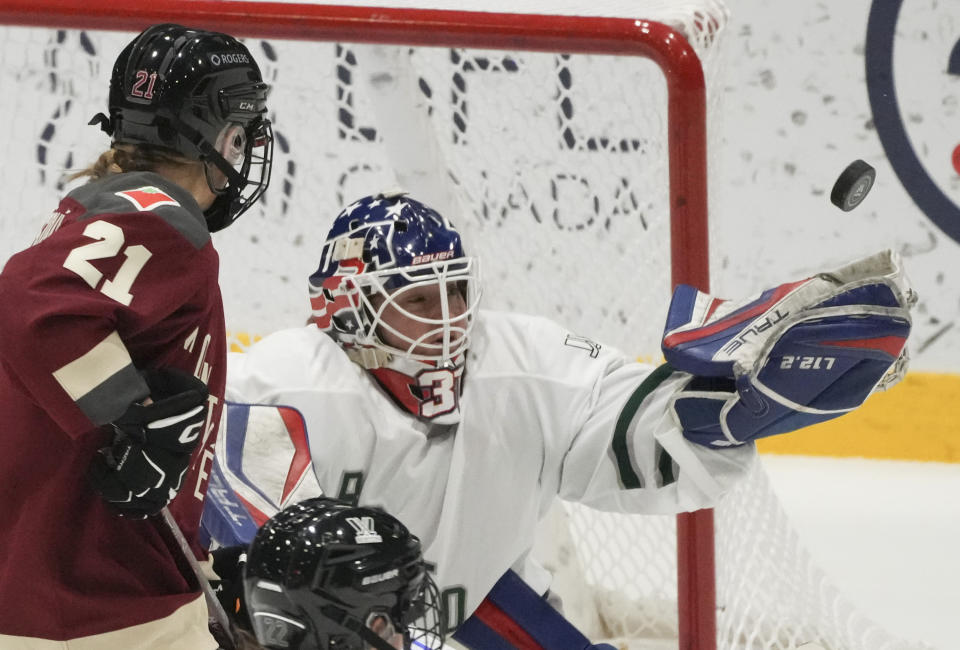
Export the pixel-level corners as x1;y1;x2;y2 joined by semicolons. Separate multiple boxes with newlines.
52;331;133;401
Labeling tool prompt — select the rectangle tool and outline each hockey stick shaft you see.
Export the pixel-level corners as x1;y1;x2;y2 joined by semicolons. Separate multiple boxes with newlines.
160;506;235;647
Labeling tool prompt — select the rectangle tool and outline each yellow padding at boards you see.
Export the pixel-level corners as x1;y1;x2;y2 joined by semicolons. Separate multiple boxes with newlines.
757;372;960;463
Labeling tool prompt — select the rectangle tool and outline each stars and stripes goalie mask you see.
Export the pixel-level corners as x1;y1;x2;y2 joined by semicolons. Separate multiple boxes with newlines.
308;191;481;424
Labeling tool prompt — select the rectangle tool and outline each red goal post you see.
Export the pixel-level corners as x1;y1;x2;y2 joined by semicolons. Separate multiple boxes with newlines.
0;1;714;648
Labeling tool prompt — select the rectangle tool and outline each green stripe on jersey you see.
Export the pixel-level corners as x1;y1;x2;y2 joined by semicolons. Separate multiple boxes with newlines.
613;362;676;489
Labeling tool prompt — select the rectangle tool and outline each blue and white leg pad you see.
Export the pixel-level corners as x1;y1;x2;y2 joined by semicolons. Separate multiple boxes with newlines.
452;569;616;649
200;402;323;548
660;250;915;446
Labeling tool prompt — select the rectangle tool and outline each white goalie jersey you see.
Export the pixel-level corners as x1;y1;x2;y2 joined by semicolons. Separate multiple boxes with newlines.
215;309;755;624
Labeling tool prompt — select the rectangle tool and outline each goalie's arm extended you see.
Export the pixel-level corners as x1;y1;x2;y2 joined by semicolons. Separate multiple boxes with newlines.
556;360;756;514
661;249;914;447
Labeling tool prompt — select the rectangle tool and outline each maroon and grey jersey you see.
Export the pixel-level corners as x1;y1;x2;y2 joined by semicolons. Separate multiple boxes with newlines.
0;171;226;642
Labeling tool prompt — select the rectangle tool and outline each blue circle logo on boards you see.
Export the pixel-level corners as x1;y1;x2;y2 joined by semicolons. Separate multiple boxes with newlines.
866;0;960;244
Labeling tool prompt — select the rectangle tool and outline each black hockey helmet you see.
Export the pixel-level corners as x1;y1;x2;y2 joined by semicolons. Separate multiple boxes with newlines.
91;23;273;231
243;497;444;650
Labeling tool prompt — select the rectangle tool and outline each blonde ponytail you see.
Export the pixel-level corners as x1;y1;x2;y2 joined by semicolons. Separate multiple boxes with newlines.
71;144;196;181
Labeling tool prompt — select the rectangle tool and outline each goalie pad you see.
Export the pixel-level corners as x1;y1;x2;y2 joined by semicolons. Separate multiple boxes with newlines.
453;569;616;650
199;402;324;548
661;249;915;447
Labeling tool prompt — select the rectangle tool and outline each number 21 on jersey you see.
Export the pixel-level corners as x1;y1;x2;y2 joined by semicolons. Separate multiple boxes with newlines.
62;220;152;306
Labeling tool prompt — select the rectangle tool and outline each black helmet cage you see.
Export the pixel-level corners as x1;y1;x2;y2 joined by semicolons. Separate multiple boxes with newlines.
244;498;444;650
95;23;273;231
314;569;443;650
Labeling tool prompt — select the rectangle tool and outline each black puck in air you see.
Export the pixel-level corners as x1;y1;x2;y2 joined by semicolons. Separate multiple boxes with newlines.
830;159;876;211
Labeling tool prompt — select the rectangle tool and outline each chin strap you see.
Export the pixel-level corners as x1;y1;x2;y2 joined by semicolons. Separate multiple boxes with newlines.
163;111;248;191
346;345;394;370
162;112;248;233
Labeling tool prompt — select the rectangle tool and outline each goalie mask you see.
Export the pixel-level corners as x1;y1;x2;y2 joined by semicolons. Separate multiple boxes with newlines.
91;23;273;232
308;191;481;425
243;497;444;650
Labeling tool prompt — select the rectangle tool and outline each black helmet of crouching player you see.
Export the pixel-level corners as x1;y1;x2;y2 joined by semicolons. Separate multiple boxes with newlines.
92;23;273;232
243;497;444;650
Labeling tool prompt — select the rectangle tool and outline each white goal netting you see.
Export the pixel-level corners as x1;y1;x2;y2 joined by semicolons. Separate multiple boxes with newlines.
545;463;934;649
0;3;932;649
0;4;726;358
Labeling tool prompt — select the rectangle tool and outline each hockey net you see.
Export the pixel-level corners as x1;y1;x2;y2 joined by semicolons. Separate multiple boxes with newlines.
0;2;930;649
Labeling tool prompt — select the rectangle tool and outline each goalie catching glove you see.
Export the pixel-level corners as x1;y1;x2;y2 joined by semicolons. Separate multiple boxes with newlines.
661;249;915;447
88;367;209;518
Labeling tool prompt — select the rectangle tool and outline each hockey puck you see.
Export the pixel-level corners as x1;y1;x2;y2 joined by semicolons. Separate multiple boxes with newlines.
830;159;876;211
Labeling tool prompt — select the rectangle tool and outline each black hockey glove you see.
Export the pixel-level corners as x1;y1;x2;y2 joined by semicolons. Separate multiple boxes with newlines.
88;367;209;519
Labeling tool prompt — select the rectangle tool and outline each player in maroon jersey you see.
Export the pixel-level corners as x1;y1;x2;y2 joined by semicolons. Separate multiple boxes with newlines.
0;24;272;648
